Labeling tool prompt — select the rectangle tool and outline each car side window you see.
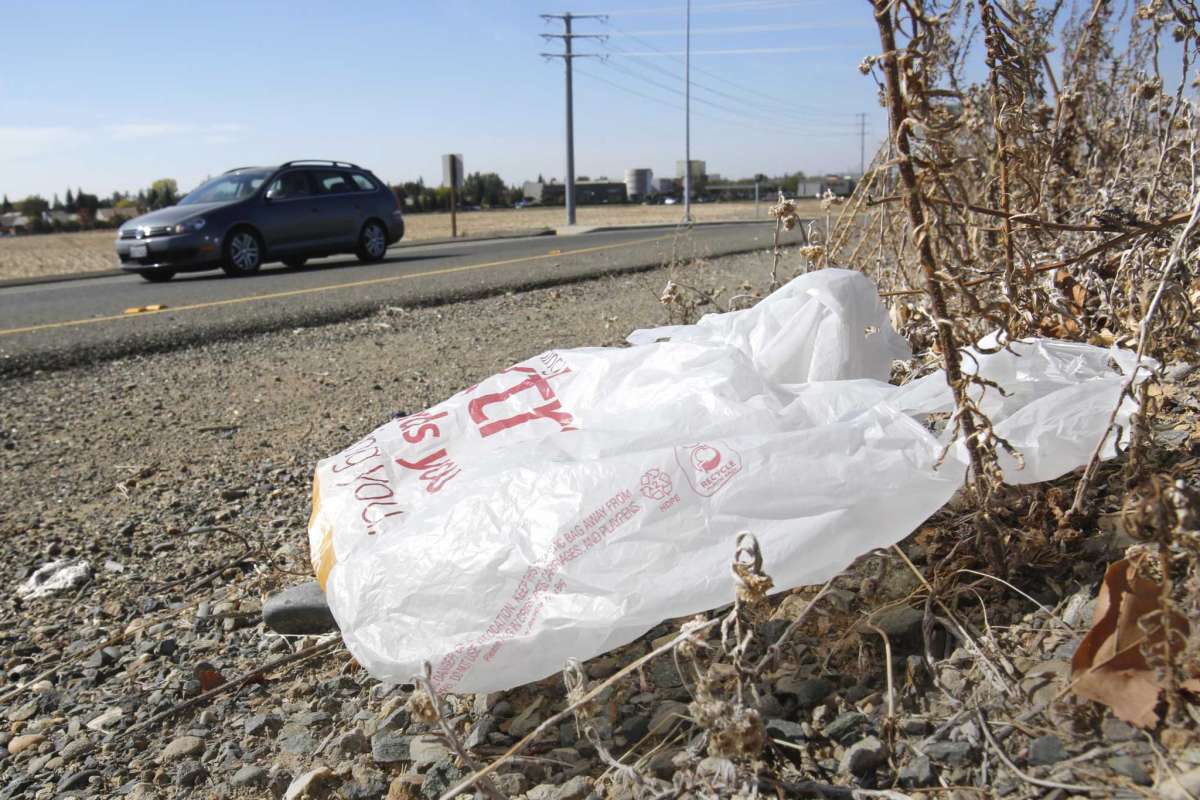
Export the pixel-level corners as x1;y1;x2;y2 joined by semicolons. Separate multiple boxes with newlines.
312;170;354;195
267;171;311;200
351;173;377;191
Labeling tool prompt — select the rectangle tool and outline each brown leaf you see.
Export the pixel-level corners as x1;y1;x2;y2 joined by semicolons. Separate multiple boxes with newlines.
1070;557;1191;728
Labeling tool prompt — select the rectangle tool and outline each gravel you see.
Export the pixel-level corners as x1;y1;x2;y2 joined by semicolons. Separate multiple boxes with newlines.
0;247;1179;797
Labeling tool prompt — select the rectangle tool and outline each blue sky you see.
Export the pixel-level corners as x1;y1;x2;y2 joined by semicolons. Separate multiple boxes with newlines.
0;1;1186;201
0;0;886;199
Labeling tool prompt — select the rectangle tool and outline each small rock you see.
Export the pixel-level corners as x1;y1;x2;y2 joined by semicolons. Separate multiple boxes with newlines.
925;740;973;766
57;769;100;792
387;774;423;800
277;723;317;754
899;717;931;736
409;734;451;766
245;713;284;736
86;707;124;732
284;766;334;800
899;755;934;787
554;775;592;800
1109;755;1151;786
333;730;371;758
420;758;463;800
263;581;337;636
492;773;527;796
823;711;870;744
1101;717;1137;742
59;738;93;762
861;605;924;641
840;736;889;776
18;559;92;599
232;765;269;787
1028;734;1067;766
764;718;805;743
649;701;690;735
371;731;412;764
176;759;208;788
464;715;494;749
7;700;37;723
776;677;833;708
6;734;45;755
161;735;204;763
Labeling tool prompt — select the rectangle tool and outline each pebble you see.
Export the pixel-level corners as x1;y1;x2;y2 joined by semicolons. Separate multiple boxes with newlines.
59;738;93;762
333;729;371;757
420;758;463;800
1109;755;1151;785
840;736;889;776
245;713;284;736
6;734;45;755
899;754;934;787
7;700;38;723
555;775;593;800
823;711;870;744
276;722;317;754
925;740;973;766
371;731;412;764
409;734;451;766
775;676;833;708
764;718;805;743
232;764;269;787
283;766;334;800
160;735;205;763
262;581;338;635
1028;734;1067;766
175;759;208;788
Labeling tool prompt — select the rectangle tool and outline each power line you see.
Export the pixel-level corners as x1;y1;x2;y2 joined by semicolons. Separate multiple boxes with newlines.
574;67;855;139
615;22;869;36
595;1;821;17
600;17;859;118
599;57;858;133
600;37;857;122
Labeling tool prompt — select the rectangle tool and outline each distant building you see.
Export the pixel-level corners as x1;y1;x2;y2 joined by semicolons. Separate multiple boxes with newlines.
624;168;653;201
97;207;139;223
521;181;628;206
653;177;678;195
0;212;30;233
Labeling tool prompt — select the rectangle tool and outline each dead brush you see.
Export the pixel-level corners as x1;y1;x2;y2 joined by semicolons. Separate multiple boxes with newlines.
830;0;1200;747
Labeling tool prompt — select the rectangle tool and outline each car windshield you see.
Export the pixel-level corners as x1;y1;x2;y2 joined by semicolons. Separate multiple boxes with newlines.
179;170;271;205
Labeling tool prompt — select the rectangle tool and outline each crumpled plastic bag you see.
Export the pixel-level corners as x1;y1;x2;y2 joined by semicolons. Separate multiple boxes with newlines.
308;268;1144;692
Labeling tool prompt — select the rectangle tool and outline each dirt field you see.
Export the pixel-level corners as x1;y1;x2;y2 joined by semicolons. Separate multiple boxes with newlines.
0;200;825;281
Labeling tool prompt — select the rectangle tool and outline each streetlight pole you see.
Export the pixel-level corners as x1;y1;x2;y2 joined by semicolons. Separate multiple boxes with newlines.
683;0;691;224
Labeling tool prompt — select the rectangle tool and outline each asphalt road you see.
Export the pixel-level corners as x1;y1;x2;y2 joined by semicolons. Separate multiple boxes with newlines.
0;222;802;375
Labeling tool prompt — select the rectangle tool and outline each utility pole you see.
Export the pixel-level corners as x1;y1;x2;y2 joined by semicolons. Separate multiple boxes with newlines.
857;112;868;176
541;13;606;227
683;0;691;224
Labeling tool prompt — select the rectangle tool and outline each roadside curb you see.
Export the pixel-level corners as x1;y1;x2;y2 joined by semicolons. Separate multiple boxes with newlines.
556;218;771;236
0;227;558;290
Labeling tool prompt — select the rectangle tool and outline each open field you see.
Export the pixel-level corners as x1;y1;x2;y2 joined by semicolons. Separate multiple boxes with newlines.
0;199;825;281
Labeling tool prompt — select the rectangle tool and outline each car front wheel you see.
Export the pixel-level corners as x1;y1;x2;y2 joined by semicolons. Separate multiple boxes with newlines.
222;229;263;276
356;221;387;263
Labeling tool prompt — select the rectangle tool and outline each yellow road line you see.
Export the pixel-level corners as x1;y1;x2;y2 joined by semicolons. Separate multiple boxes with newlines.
0;234;671;337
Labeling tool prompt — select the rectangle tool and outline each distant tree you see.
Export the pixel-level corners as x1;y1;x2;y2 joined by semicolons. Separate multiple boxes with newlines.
18;195;49;216
76;190;100;222
65;188;76;212
136;189;147;209
1;195;11;213
536;173;544;184
509;184;525;203
461;172;508;207
52;193;62;211
145;178;179;210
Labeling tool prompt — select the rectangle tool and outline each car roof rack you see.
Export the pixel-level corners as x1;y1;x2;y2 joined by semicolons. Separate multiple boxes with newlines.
222;166;267;174
278;159;361;169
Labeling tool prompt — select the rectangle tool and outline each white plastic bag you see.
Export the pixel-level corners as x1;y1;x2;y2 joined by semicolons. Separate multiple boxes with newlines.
308;268;1142;692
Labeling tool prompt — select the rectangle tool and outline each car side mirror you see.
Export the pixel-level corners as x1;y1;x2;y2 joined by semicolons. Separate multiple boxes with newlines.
264;188;277;203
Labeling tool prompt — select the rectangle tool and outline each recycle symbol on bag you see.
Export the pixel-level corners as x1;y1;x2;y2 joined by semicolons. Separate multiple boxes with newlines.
639;468;674;501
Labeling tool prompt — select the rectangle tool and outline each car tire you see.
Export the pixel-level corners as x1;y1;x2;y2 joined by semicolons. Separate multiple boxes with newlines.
282;256;307;269
140;270;175;283
222;228;263;277
355;220;388;263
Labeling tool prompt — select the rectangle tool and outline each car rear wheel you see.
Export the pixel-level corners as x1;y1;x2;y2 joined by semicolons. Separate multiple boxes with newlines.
356;220;387;263
282;256;307;269
222;229;263;276
140;269;175;283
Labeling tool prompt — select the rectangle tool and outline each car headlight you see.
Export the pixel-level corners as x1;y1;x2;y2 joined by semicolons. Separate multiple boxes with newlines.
173;218;207;234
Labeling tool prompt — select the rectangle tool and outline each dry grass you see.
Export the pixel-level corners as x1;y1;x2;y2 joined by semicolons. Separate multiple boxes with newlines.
0;200;816;281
